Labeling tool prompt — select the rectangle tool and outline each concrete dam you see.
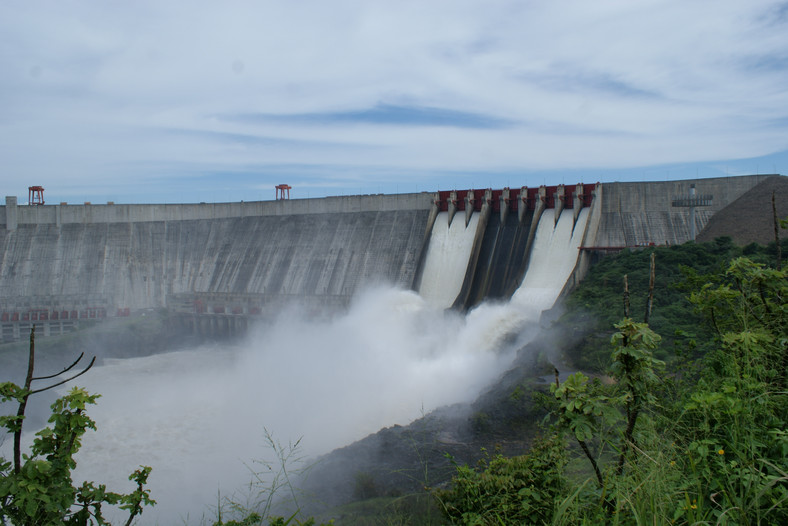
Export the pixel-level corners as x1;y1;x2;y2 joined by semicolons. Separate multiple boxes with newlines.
0;174;778;341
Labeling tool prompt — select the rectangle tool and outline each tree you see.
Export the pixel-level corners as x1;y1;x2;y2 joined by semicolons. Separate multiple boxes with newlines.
0;327;154;525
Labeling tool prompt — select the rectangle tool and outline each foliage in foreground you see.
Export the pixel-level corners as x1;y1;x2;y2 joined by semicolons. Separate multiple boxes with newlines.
437;256;787;525
0;329;154;525
438;436;567;525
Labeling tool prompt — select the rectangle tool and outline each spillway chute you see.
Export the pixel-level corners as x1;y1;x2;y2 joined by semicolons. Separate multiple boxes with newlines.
416;211;481;309
511;207;590;312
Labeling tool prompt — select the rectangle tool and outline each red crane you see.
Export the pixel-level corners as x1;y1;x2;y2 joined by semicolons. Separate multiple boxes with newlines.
275;184;291;200
28;186;45;205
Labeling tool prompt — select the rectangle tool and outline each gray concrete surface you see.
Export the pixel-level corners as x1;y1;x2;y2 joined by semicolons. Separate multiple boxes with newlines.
594;175;775;246
0;210;429;311
0;175;777;323
1;193;432;228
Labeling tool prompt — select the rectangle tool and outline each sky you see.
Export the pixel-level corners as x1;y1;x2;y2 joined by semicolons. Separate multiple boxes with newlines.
1;0;787;204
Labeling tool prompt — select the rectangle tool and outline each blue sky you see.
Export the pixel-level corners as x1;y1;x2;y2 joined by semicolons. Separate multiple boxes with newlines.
1;0;787;204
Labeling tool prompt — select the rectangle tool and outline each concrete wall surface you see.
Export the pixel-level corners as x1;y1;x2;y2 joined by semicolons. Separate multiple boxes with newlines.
595;175;774;246
1;193;432;227
0;210;429;310
0;175;777;320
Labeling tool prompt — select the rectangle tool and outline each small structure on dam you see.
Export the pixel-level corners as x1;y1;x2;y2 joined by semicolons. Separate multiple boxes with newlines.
28;186;45;206
0;174;782;341
672;184;714;241
275;184;292;200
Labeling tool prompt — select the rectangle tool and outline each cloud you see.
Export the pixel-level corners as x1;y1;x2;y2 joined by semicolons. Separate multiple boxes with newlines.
0;0;787;203
225;104;516;129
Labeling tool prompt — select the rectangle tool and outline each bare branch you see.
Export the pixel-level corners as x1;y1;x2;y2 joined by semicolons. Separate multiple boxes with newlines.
773;190;782;271
32;352;86;381
29;357;96;395
578;439;604;489
644;252;656;325
14;326;37;473
623;274;630;319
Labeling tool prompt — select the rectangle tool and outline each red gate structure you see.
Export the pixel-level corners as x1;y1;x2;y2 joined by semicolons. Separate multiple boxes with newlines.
28;186;45;205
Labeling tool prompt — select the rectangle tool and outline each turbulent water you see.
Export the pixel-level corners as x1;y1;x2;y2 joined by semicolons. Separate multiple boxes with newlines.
3;206;590;524
53;286;544;523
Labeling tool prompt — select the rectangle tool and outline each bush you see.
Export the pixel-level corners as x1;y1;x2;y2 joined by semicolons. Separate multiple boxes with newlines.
440;256;788;525
436;436;567;525
0;328;154;525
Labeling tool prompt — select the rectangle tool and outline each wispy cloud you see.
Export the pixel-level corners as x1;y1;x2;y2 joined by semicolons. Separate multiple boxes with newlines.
228;104;516;129
161;127;374;150
0;0;786;203
739;53;788;73
521;68;662;99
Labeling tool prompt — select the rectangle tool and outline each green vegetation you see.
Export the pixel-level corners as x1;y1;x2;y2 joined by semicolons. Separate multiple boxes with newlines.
211;431;333;526
562;236;788;371
316;494;442;526
437;244;787;524
438;437;568;525
3;236;786;524
0;328;155;525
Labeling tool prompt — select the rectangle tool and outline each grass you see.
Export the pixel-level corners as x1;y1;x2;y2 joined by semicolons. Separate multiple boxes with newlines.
318;494;447;526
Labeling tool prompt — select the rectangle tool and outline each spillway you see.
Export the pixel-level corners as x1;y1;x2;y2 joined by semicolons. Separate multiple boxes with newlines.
416;212;481;309
416;200;591;314
513;207;590;310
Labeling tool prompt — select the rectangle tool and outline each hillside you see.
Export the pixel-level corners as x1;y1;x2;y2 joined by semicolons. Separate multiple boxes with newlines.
297;237;787;524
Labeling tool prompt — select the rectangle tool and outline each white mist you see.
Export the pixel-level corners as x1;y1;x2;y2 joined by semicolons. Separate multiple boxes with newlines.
61;286;539;524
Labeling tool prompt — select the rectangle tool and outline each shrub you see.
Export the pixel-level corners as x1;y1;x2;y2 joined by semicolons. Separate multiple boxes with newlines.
0;328;154;525
436;435;567;525
440;254;788;525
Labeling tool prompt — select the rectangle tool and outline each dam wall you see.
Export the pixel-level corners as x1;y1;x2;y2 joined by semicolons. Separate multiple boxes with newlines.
0;175;778;340
0;194;432;317
594;175;776;247
2;193;429;227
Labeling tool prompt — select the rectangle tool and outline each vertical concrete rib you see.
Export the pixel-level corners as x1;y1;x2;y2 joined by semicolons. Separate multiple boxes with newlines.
5;197;17;230
411;196;441;292
464;190;475;227
559;183;601;298
447;191;458;227
517;186;528;223
503;187;546;297
499;188;510;224
573;184;583;223
452;190;492;310
555;185;565;223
